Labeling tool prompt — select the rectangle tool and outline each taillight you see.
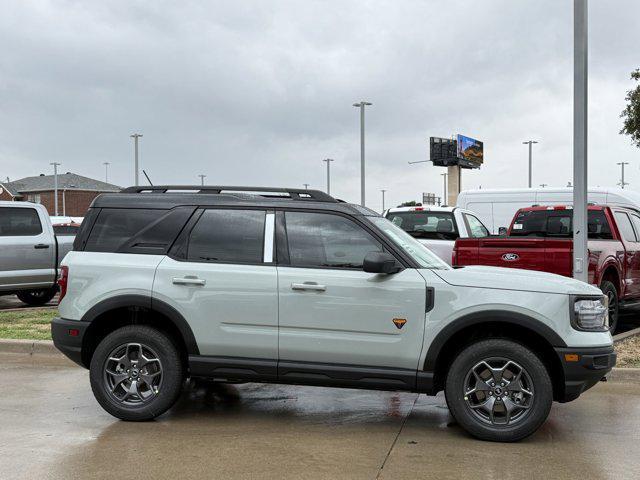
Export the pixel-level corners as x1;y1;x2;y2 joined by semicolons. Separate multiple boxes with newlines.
58;266;69;302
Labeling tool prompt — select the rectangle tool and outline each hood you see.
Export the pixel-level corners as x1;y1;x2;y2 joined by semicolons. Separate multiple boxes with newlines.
432;265;602;295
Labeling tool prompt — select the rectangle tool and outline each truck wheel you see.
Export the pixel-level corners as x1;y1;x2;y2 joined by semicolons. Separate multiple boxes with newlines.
599;281;619;334
90;325;184;421
16;287;57;306
445;339;552;442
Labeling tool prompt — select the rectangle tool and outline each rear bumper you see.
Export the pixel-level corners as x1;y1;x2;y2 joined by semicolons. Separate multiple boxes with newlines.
555;346;616;402
51;317;90;368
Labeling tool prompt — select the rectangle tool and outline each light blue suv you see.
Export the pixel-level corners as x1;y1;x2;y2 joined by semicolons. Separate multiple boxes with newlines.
52;186;615;442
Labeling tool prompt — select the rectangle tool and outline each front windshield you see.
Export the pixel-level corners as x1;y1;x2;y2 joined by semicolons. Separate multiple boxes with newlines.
369;217;450;270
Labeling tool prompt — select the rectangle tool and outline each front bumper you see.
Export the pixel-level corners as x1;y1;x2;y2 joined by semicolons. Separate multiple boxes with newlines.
554;346;616;402
51;317;90;368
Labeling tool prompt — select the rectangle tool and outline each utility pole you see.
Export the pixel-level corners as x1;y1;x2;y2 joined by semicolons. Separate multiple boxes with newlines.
540;183;548;188
322;158;334;195
50;162;61;216
523;140;539;188
573;0;588;283
617;161;629;189
353;101;372;206
130;133;143;186
103;162;110;183
198;174;206;186
441;173;448;205
303;183;310;190
380;189;387;211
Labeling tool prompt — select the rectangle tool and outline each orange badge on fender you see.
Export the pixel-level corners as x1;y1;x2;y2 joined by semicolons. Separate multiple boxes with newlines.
392;318;407;329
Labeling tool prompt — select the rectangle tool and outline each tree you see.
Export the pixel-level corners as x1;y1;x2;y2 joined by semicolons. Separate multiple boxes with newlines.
620;69;640;148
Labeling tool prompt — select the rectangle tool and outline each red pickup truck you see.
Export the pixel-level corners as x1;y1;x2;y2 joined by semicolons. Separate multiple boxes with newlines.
452;205;640;332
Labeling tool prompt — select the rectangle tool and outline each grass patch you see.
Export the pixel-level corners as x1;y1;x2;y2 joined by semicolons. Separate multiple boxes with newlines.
0;309;57;341
615;335;640;368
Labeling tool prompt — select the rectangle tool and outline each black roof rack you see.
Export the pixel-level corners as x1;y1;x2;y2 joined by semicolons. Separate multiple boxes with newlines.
119;185;338;203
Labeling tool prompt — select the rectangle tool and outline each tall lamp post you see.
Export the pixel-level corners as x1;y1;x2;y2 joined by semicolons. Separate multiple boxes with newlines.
198;174;206;186
380;189;387;212
50;162;61;216
617;161;629;189
573;0;588;282
353;101;372;206
130;133;143;186
322;158;334;195
103;162;110;183
523;140;538;188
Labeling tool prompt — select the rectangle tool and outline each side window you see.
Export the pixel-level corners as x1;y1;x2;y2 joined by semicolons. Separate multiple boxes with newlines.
463;213;489;238
587;210;613;240
285;212;383;269
0;208;42;236
84;208;165;252
614;211;637;242
629;215;640;242
187;209;265;263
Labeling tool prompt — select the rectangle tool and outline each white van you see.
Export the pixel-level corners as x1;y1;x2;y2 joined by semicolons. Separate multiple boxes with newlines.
457;187;640;234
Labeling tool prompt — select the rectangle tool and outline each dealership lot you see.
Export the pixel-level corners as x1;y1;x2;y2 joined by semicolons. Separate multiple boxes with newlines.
0;353;638;480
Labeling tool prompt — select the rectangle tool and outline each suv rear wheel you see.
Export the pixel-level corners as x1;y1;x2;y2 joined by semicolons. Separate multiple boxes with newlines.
445;339;552;442
89;325;184;421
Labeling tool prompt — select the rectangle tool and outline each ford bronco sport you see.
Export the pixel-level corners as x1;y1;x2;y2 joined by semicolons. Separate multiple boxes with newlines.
51;186;615;442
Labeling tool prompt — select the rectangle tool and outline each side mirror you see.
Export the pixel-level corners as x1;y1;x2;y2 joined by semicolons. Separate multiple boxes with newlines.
498;227;507;236
363;252;401;274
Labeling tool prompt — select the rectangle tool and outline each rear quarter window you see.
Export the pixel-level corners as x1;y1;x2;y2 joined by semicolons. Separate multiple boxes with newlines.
83;208;166;252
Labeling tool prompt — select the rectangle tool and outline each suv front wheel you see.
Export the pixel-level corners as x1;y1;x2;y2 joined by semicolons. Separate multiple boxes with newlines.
445;339;552;442
90;325;184;421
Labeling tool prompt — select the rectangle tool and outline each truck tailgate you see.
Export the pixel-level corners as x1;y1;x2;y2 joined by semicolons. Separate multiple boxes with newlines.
454;237;573;275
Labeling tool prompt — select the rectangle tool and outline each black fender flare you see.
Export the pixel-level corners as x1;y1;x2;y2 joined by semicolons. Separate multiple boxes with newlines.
80;294;199;355
423;310;567;371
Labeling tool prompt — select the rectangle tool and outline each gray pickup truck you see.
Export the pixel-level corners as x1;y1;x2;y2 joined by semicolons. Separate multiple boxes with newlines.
0;201;73;306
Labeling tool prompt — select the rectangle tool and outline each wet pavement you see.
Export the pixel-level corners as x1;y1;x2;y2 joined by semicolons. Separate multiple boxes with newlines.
0;354;639;480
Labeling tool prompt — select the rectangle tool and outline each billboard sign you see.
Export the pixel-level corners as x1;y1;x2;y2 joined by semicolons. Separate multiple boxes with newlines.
430;137;458;167
456;134;483;168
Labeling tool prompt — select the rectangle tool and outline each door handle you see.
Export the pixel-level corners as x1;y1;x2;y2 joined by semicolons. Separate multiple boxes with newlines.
34;244;50;249
291;282;326;292
172;276;206;286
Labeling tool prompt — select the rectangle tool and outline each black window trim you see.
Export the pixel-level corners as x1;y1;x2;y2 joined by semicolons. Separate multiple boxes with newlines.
275;208;410;272
169;206;274;266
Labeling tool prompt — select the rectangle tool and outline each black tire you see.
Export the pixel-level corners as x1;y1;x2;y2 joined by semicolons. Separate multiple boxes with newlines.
599;280;619;334
445;339;552;442
90;325;184;421
16;287;57;306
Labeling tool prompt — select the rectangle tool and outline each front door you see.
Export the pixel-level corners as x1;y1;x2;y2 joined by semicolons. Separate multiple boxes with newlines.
276;211;427;379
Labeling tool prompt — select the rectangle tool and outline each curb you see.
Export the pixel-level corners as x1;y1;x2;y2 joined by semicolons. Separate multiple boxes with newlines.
606;367;640;384
613;326;640;343
0;338;59;356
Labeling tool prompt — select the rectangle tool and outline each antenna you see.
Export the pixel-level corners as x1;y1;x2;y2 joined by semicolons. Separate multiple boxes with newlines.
142;170;153;186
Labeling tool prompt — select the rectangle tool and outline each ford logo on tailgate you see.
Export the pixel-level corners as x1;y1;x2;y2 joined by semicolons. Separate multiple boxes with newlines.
502;253;519;261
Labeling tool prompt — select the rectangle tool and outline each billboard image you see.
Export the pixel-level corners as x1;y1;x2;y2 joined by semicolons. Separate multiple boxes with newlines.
456;134;483;168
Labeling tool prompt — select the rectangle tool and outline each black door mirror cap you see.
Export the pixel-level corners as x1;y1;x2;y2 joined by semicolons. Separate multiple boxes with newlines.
363;252;401;274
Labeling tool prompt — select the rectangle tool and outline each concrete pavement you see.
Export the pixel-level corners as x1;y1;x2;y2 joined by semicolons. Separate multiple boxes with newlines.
0;353;638;480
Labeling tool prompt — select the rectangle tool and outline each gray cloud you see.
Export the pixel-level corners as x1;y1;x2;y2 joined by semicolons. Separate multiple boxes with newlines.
1;0;639;210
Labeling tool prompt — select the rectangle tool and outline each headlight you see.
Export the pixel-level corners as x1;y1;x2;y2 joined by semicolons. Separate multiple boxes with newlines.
571;296;609;331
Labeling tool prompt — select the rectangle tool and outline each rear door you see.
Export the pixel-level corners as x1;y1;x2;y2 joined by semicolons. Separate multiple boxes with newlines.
0;206;55;290
152;208;279;361
620;211;640;297
276;211;427;377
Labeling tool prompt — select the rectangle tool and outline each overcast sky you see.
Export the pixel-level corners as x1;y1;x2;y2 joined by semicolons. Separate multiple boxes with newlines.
1;0;640;210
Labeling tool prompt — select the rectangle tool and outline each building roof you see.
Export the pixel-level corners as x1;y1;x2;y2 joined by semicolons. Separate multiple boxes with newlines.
4;172;120;195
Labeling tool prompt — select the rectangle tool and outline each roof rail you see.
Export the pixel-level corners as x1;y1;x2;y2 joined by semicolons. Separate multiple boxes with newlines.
119;185;338;203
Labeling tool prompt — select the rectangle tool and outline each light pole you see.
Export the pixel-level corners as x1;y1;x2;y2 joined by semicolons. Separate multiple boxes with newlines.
353;101;372;206
441;173;448;205
198;174;206;186
322;158;334;195
617;161;629;189
303;183;310;190
103;162;110;183
523;140;539;188
540;183;548;188
380;189;387;212
573;0;588;282
50;162;61;216
130;133;143;186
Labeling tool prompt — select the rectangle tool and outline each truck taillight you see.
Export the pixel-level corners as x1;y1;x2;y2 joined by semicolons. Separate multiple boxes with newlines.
58;266;69;302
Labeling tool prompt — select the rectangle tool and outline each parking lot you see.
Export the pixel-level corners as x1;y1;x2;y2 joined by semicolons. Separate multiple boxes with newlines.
0;353;638;480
